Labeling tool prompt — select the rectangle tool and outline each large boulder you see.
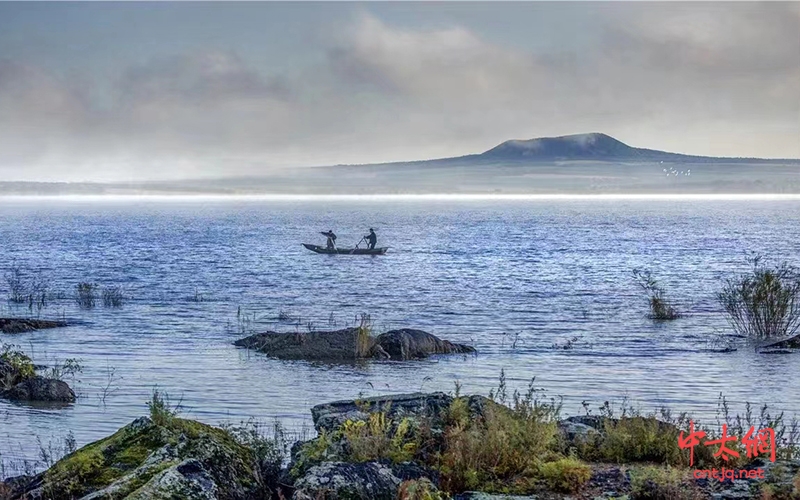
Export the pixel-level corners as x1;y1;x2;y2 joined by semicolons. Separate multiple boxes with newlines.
373;329;475;360
234;328;476;362
0;318;67;334
290;392;498;479
2;376;76;403
6;416;271;500
311;392;455;434
291;461;435;500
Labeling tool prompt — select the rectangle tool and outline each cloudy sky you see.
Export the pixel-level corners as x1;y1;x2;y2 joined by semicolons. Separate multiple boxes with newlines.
0;2;798;181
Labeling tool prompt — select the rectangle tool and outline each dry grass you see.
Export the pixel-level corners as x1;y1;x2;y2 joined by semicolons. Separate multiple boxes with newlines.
354;313;374;358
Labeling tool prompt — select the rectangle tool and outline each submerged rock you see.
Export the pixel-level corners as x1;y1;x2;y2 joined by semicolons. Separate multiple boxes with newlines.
0;318;67;334
5;416;272;500
2;376;75;403
234;328;475;362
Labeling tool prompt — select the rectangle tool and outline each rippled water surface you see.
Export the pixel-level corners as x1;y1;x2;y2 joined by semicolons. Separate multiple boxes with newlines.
1;197;799;473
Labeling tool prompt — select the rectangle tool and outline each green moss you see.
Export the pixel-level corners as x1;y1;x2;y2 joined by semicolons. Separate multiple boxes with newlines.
38;416;262;500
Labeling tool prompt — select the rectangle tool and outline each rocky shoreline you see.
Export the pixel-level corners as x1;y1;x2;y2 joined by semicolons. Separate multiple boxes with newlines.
2;391;798;500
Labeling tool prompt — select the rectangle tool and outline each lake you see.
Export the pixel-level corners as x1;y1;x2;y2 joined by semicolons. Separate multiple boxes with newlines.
1;196;799;475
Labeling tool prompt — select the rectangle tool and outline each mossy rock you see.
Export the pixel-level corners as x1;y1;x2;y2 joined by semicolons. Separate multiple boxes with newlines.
11;416;268;500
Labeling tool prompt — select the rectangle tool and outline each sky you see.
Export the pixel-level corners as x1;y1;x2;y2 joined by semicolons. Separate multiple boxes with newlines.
0;1;798;182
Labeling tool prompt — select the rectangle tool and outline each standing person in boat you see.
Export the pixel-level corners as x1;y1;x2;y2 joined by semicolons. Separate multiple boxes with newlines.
321;230;337;249
364;228;377;250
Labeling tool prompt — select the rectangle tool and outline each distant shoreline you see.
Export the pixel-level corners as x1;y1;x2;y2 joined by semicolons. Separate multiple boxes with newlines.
1;193;800;202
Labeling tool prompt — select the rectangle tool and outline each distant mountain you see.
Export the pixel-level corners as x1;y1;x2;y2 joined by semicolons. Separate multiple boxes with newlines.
474;132;786;163
1;132;798;196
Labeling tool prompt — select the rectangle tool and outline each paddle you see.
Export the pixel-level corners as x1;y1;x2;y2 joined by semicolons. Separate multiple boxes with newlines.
351;236;366;254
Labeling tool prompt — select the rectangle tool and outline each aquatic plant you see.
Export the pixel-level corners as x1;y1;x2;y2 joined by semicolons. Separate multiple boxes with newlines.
45;358;83;382
101;286;125;308
632;269;681;320
4;264;27;304
4;264;50;314
188;288;207;302
75;283;97;309
718;256;800;343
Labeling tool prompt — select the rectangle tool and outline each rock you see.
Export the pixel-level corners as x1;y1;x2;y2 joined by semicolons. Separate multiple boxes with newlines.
558;416;604;449
124;459;219;500
8;416;270;500
454;493;538;500
311;392;455;434
0;359;20;383
234;328;476;361
2;376;76;403
234;328;365;361
373;329;476;360
292;461;435;500
0;318;67;334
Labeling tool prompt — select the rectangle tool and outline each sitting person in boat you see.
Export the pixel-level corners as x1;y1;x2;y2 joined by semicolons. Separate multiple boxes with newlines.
321;230;337;249
364;228;377;250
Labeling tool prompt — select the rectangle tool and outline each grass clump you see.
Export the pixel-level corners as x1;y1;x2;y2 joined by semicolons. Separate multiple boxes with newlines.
597;415;692;466
633;269;681;320
75;283;97;309
220;418;289;488
436;372;561;494
341;411;419;463
718;256;800;343
398;478;446;500
629;466;703;500
0;343;36;388
147;388;180;427
354;313;374;358
101;286;125;308
538;456;591;493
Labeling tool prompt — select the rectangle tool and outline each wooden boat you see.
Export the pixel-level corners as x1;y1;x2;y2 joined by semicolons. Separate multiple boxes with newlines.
302;243;388;255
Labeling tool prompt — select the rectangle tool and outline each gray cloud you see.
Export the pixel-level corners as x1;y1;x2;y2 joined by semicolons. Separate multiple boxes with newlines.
0;4;797;181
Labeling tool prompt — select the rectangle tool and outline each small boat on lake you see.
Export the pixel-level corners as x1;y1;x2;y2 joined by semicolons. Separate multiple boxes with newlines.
302;243;388;255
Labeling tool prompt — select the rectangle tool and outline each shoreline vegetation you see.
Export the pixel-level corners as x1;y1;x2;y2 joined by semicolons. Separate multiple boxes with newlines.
1;380;799;500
